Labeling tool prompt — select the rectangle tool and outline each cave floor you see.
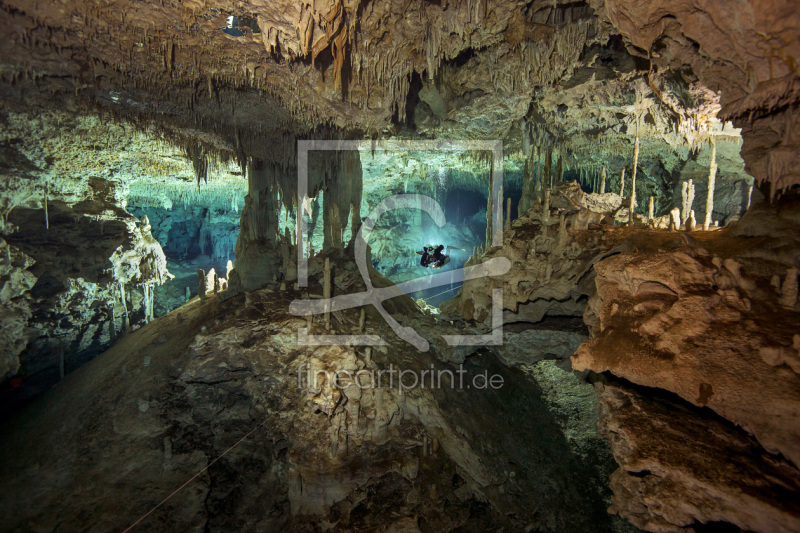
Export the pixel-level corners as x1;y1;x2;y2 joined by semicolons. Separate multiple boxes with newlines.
0;257;636;532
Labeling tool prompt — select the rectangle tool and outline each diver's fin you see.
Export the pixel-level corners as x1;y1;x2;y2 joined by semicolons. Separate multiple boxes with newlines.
414;251;423;255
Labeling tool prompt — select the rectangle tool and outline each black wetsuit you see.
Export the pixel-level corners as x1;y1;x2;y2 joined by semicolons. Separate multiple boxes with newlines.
420;245;447;268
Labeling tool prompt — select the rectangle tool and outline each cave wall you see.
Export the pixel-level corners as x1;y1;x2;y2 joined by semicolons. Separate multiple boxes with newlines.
0;113;235;408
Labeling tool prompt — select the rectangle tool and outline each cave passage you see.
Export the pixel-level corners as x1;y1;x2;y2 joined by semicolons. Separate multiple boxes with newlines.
359;152;515;307
127;200;243;317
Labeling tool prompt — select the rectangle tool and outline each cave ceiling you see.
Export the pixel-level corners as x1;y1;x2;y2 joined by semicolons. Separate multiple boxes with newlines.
0;0;797;189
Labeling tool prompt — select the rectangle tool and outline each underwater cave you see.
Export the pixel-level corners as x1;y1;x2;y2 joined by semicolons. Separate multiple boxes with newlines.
0;1;799;532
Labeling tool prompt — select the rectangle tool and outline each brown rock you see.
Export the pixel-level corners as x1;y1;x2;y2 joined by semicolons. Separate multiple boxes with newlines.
598;381;800;532
573;228;800;467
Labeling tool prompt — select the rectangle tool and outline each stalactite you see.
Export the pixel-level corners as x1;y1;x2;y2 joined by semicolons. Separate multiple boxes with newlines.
519;149;535;216
704;138;718;231
556;155;563;183
648;195;654;219
544;148;553;190
619;166;626;197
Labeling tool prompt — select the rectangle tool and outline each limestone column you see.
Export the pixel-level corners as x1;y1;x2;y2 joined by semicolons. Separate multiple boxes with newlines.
518;151;535;216
600;167;606;194
629;136;639;226
323;258;331;329
681;180;695;228
197;269;207;300
555;155;563;184
704;138;717;231
544;148;553;190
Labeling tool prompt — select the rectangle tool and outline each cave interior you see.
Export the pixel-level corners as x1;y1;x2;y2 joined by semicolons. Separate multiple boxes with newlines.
0;0;799;531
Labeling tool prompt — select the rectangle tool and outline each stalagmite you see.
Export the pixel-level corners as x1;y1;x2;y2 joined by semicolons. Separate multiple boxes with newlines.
704;138;718;231
681;180;695;228
142;283;154;323
688;210;697;231
197;268;207;300
600;167;606;194
44;180;49;230
323;258;331;329
226;260;233;280
648;196;654;219
543;189;550;222
486;164;495;247
119;282;129;329
780;268;798;309
185;286;191;301
629;137;639;226
498;184;504;235
505;198;511;230
669;207;681;231
619;166;626;196
359;308;365;333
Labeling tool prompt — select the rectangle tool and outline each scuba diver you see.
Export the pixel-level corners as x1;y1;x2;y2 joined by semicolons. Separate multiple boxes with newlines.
416;244;461;269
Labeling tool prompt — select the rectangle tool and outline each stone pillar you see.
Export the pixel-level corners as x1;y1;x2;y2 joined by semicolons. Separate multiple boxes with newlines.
600;167;606;194
629;137;639;226
197;269;207;300
323;258;331;329
681;180;695;228
704;138;717;231
544;148;553;190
